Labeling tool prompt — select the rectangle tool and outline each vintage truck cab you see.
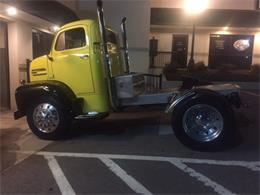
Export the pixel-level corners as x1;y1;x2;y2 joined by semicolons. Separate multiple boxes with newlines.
26;20;123;114
14;0;241;150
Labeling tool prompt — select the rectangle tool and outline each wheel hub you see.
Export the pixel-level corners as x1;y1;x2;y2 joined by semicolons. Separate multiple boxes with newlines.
182;104;224;142
33;103;60;133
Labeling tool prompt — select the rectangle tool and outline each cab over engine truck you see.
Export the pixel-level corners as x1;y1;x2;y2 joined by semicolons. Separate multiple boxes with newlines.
14;0;241;150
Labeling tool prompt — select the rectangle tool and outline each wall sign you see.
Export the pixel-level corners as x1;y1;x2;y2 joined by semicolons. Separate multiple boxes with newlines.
209;34;254;69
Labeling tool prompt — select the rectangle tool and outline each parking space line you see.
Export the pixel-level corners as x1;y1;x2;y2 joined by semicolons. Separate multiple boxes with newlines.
169;160;235;195
19;151;260;172
99;157;153;195
44;155;76;195
176;158;260;172
241;91;260;97
15;151;260;195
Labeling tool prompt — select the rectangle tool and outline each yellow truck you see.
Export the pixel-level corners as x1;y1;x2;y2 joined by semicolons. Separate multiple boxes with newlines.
14;0;241;150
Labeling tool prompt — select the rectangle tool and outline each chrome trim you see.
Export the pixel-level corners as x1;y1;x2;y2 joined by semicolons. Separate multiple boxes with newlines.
75;112;108;120
121;17;130;73
165;91;196;113
97;0;117;110
182;104;224;142
33;103;60;133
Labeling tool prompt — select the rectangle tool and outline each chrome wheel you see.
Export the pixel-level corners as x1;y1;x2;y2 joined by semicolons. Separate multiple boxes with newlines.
182;104;224;142
33;103;60;133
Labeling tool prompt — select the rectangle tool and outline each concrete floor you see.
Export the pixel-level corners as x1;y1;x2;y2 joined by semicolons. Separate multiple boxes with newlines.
0;90;259;194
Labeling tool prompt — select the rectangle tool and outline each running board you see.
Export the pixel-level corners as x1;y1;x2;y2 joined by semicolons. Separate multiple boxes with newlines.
75;112;108;120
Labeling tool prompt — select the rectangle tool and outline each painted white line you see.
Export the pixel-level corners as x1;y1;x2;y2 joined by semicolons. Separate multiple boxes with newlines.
99;157;153;195
177;158;260;172
241;91;260;97
17;151;260;172
44;155;76;195
170;160;235;195
158;125;174;135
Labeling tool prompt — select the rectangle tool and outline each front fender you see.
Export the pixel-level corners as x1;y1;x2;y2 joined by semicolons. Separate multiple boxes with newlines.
14;81;83;119
165;90;196;114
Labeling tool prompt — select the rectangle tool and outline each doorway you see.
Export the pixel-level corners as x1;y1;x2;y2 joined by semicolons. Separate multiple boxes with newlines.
171;34;188;68
0;20;10;111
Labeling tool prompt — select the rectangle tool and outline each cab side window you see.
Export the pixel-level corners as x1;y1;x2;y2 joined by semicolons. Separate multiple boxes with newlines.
55;28;86;51
106;29;117;45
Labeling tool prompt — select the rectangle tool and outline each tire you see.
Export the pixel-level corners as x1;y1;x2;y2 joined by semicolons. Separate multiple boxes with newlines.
172;97;234;151
26;97;72;140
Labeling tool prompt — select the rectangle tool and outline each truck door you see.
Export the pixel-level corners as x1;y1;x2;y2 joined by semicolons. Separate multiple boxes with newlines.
50;26;94;94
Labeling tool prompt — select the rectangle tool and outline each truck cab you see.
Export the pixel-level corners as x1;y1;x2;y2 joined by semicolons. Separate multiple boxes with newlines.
26;20;125;116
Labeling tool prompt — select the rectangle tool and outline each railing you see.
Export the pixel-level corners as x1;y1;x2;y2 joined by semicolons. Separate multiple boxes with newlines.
143;73;162;93
151;51;171;68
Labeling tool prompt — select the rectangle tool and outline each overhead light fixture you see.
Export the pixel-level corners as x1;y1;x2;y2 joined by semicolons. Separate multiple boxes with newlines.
52;25;60;32
6;7;17;16
223;26;229;31
184;0;208;14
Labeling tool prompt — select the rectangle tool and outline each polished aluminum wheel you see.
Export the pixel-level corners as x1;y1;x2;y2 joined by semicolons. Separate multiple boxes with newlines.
182;104;224;142
33;103;60;133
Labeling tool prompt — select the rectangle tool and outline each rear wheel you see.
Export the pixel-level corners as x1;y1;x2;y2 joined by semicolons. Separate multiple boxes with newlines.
27;97;72;139
172;98;234;150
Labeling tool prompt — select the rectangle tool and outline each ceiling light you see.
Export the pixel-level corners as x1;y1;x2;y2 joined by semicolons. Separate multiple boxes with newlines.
52;25;60;32
223;26;229;31
6;7;17;16
184;0;208;14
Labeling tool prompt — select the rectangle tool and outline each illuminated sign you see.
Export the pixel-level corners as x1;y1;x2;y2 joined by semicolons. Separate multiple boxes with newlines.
209;34;254;69
233;39;250;51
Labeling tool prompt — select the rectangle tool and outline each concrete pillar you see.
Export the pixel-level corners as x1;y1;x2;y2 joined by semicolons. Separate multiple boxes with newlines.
8;21;32;110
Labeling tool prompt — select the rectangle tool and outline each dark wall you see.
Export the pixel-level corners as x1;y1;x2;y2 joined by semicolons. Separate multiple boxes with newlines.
0;21;10;110
3;0;79;25
151;8;260;28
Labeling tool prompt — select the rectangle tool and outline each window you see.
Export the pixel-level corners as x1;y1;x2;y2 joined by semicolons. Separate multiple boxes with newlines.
106;29;117;45
33;30;53;59
55;28;86;51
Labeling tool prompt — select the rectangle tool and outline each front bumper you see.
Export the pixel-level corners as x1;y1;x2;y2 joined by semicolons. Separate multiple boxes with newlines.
14;110;25;120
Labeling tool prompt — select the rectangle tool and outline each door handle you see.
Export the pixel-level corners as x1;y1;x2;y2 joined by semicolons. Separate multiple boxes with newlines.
80;54;89;59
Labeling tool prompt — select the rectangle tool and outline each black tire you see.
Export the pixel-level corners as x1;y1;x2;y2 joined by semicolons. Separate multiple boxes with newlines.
172;97;234;151
26;96;72;140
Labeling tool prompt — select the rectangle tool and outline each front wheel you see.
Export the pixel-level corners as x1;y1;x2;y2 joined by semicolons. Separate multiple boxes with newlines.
27;97;72;140
172;98;234;150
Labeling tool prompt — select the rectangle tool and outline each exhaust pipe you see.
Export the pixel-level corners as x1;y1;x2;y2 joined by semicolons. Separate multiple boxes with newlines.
97;0;117;109
121;17;130;74
97;0;112;77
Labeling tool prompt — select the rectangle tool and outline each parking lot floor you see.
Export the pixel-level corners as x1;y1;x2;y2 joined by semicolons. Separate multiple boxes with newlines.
0;90;259;194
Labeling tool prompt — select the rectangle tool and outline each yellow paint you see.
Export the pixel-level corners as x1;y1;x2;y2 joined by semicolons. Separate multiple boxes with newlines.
30;19;125;114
